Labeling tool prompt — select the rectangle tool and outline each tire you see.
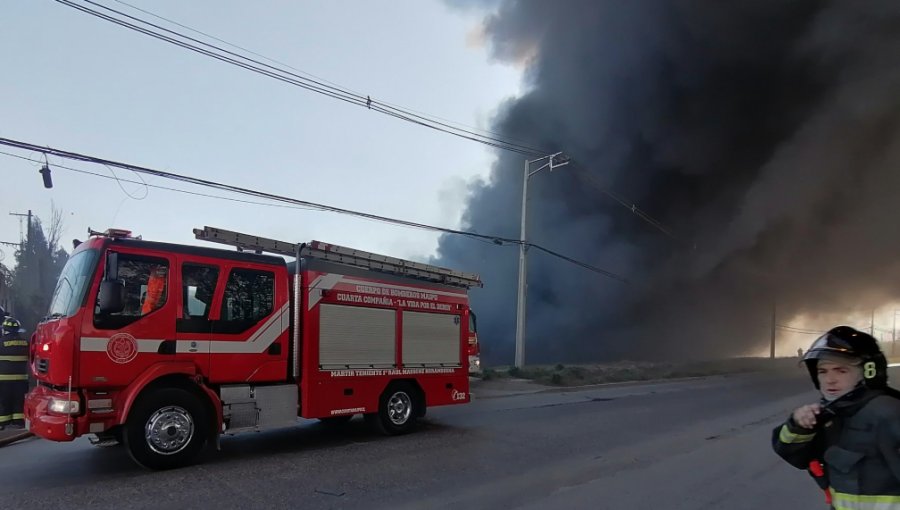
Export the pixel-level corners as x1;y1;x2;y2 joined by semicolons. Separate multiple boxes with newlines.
368;383;418;436
112;426;124;444
124;387;209;470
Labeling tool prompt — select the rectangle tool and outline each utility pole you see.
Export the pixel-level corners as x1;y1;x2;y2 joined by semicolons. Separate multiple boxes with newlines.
7;211;31;318
893;310;898;357
9;210;34;298
770;300;777;360
515;152;570;369
9;210;32;248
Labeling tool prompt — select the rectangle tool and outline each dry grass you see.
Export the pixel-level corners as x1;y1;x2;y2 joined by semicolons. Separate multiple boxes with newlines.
479;357;803;386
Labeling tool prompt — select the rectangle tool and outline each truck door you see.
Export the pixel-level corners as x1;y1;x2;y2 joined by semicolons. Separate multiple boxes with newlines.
80;248;176;388
207;263;289;383
174;257;222;376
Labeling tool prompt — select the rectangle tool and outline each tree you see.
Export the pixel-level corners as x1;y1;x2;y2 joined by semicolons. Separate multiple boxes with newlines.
0;261;10;313
9;209;68;334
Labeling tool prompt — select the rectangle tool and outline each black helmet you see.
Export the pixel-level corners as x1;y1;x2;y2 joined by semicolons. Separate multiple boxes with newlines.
802;326;887;389
1;316;21;336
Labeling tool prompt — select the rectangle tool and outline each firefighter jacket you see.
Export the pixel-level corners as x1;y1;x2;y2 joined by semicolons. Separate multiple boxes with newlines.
772;387;900;509
0;327;28;381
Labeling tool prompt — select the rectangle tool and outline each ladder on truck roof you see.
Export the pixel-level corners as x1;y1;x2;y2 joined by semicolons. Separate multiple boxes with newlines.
193;226;483;289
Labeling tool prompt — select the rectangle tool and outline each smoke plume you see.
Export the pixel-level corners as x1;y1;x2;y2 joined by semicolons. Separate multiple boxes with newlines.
436;0;900;364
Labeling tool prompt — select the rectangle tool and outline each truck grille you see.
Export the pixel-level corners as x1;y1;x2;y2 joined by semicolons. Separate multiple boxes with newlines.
36;358;49;374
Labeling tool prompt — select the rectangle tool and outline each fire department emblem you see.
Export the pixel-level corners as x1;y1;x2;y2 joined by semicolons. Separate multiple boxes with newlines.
106;333;138;364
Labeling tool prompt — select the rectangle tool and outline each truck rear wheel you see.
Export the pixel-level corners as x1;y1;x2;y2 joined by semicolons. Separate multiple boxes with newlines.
367;383;418;436
124;387;209;470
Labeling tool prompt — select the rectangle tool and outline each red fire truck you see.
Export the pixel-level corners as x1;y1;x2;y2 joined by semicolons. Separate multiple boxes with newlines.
24;226;482;469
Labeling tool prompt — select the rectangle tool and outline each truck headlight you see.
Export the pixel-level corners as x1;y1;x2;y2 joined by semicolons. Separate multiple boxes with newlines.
48;398;80;415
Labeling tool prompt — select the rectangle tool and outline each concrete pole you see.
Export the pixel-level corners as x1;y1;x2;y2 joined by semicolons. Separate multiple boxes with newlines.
770;300;776;359
893;311;897;357
514;153;568;370
514;159;529;370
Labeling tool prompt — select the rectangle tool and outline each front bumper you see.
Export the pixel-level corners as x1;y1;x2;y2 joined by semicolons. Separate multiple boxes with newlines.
24;385;83;442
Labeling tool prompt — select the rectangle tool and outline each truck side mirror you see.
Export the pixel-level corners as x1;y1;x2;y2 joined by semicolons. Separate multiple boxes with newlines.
98;280;125;314
106;252;119;281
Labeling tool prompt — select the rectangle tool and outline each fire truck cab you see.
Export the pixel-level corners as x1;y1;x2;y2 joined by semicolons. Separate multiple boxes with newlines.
25;227;482;469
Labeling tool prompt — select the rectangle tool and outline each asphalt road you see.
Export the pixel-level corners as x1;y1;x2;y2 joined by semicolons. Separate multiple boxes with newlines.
0;366;841;509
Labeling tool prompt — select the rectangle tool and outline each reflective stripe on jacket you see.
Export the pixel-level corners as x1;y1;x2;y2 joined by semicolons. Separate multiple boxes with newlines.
0;334;27;377
772;390;900;508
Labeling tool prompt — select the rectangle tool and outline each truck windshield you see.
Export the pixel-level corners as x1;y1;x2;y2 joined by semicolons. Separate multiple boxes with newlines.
46;249;100;318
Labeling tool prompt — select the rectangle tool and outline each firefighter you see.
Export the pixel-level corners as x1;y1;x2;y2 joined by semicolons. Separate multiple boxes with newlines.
772;326;900;509
141;265;167;315
0;316;28;429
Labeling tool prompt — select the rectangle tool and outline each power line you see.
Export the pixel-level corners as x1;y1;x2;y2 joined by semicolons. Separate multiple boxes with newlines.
776;324;824;335
529;244;627;283
109;0;544;153
102;163;149;200
36;2;641;281
0;137;628;282
54;0;550;157
52;1;676;252
56;1;365;104
0;150;317;212
0;150;467;236
570;164;683;243
0;136;503;238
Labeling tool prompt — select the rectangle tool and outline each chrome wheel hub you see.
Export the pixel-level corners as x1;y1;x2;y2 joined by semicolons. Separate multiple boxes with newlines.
388;392;412;425
145;405;194;455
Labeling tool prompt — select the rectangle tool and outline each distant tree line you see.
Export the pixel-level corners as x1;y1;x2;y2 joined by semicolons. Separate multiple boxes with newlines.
7;209;68;335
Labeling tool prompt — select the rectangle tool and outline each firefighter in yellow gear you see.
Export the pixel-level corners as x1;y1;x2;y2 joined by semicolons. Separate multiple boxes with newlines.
0;316;28;429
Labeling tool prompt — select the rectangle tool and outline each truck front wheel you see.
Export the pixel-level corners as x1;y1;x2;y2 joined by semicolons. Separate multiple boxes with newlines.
124;387;209;470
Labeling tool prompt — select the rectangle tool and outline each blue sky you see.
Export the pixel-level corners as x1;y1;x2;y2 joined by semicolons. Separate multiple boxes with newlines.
0;0;519;265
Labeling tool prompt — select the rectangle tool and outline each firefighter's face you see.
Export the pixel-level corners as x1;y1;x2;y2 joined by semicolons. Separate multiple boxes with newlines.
817;360;863;400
